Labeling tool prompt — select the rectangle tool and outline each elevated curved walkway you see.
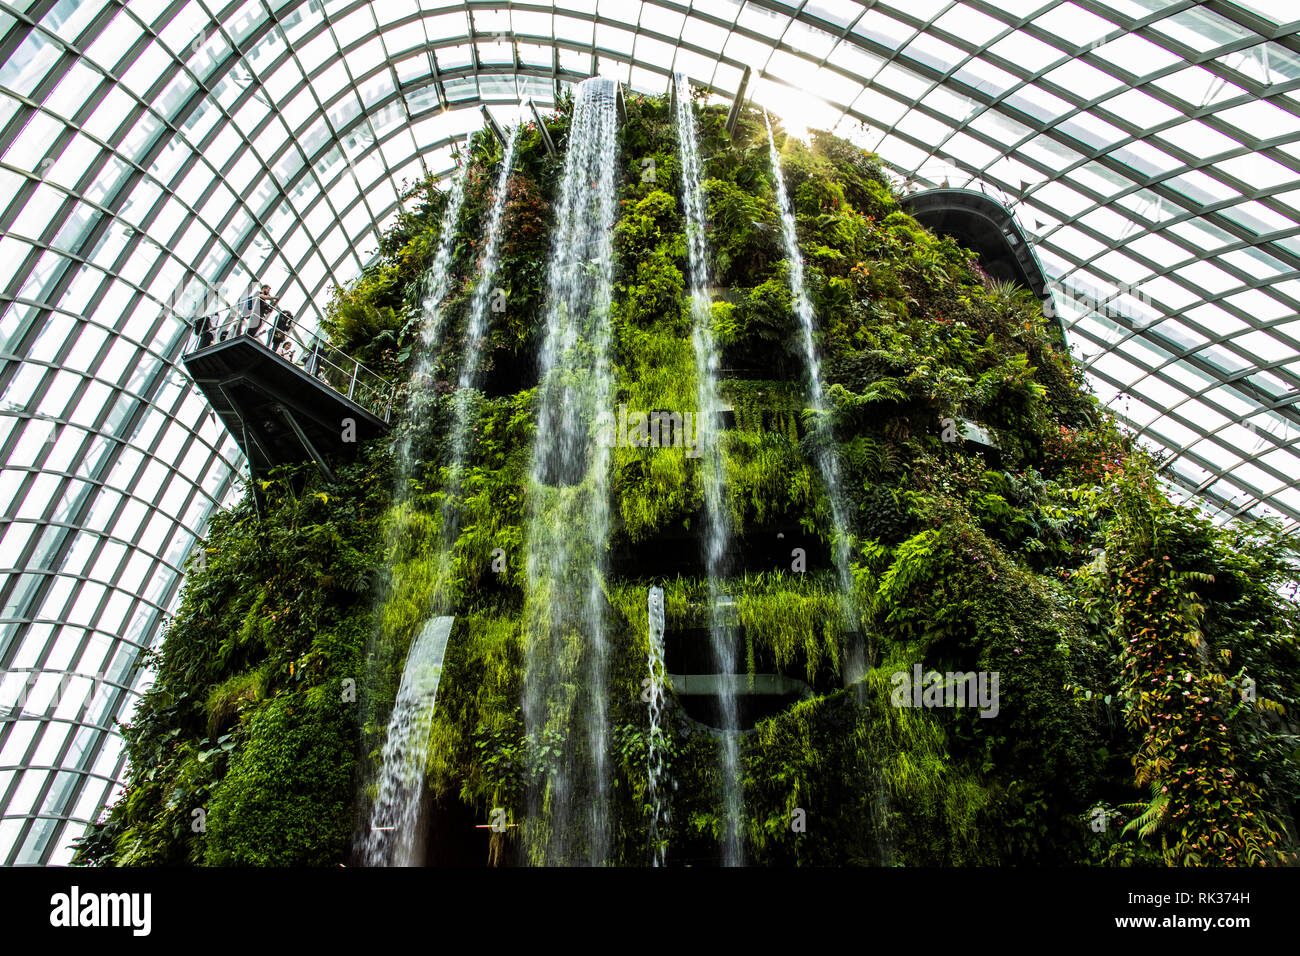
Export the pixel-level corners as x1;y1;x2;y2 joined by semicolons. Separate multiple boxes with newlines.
900;187;1064;345
663;617;815;732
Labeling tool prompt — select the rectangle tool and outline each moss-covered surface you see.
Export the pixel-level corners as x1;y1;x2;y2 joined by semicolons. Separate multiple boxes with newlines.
76;90;1300;867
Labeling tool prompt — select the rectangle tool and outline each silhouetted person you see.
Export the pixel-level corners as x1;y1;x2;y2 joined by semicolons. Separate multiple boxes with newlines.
303;338;324;377
241;283;280;341
193;311;214;349
238;287;258;336
271;302;294;351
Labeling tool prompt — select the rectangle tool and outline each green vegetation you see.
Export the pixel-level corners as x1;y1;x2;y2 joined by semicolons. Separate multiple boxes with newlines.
76;91;1300;868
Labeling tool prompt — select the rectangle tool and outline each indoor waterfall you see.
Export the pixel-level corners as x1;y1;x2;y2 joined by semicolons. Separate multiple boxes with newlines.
676;73;744;866
764;113;864;682
523;76;620;866
646;585;668;867
362;128;521;866
431;123;521;611
766;112;892;861
357;157;469;866
361;616;455;867
393;161;470;480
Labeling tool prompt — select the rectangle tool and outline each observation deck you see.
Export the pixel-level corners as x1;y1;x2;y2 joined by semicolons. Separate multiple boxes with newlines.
900;187;1064;344
181;307;394;487
665;622;815;731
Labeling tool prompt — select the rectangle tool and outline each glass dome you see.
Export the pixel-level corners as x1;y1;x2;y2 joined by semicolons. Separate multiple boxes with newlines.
1;0;1297;864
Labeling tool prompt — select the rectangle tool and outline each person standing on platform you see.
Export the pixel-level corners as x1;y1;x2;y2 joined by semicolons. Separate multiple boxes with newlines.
303;337;324;377
240;283;276;341
271;299;295;352
193;311;214;349
253;284;280;344
239;285;260;338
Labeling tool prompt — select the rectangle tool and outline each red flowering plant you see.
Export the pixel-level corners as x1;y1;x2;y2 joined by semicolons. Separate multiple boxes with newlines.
1041;420;1131;485
1099;473;1292;866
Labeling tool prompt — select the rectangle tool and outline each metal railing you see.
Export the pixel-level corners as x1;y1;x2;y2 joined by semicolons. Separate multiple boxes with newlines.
906;163;1017;210
187;305;395;422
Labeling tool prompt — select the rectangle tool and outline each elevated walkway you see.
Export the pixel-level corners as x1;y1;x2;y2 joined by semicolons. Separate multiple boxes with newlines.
900;187;1064;344
661;602;815;731
182;308;394;487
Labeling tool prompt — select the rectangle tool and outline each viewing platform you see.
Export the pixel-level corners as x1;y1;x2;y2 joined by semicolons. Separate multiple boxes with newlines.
181;307;394;486
900;187;1063;343
662;616;815;731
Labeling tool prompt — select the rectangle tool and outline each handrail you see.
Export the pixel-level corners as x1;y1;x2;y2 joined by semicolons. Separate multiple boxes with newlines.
186;305;395;423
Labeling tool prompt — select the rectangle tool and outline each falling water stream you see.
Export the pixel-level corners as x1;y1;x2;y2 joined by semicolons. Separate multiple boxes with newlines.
764;113;864;683
646;585;668;867
361;616;455;866
360;158;468;867
766;113;893;861
364;132;517;866
432;124;521;610
394;161;470;480
523;77;620;866
675;73;744;866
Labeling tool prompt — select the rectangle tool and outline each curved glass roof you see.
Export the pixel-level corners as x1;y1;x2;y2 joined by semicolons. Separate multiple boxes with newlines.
1;0;1298;863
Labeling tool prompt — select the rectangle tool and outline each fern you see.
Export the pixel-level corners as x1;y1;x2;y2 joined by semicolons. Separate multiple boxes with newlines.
827;379;908;410
1120;782;1169;842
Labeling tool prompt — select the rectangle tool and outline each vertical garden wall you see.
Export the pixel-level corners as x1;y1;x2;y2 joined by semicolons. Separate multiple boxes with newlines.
75;89;1300;868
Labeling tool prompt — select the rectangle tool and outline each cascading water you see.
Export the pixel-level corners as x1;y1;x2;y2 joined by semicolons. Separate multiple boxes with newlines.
361;615;455;867
764;113;864;682
766;113;892;861
675;73;744;866
394;161;470;480
431;124;521;610
362;131;519;867
646;585;668;867
449;125;519;435
523;77;620;866
358;159;468;866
